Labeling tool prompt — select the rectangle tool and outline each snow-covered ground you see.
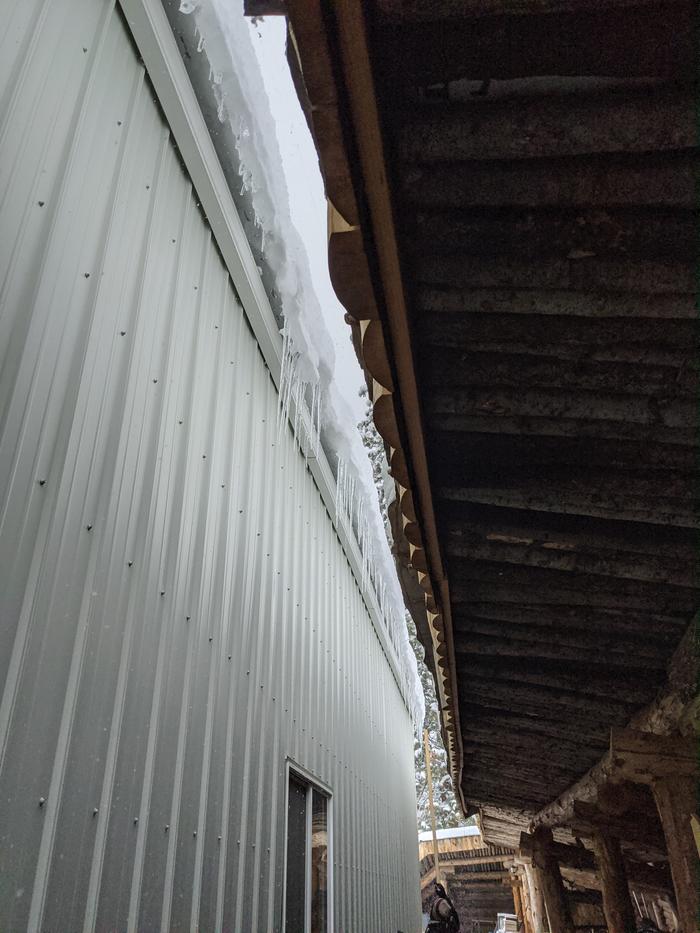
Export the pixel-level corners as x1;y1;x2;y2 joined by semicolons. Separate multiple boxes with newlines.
179;0;424;726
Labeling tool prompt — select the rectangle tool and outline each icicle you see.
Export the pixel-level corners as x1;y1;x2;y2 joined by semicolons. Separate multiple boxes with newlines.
197;32;205;53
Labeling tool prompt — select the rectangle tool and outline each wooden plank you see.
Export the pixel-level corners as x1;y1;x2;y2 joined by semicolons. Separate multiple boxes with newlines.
459;676;638;723
422;348;698;398
455;632;668;668
430;411;696;446
417;253;696;294
377;0;690;21
653;776;699;933
399;87;694;162
441;508;698;563
454;615;675;660
406;207;697;263
456;658;660;703
402;152;699;210
450;601;688;637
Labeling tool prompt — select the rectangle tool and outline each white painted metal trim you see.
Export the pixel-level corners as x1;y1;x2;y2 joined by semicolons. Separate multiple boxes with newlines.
116;0;408;705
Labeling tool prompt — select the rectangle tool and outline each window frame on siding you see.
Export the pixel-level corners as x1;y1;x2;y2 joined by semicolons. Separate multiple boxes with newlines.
283;759;333;933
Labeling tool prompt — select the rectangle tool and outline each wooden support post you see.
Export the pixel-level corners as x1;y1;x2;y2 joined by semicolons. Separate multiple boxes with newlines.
512;876;528;933
531;828;575;933
593;830;637;933
521;857;547;933
516;867;535;933
652;775;698;933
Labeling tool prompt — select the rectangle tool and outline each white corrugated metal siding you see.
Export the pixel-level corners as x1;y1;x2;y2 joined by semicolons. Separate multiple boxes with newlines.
0;1;421;930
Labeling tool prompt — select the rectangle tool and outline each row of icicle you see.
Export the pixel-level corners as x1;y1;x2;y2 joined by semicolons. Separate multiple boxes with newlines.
278;328;423;728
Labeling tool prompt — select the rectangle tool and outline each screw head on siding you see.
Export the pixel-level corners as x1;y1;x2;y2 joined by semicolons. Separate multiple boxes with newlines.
120;331;126;336
86;524;93;531
84;273;90;278
38;797;46;808
186;616;191;621
127;561;133;567
165;824;169;832
134;817;138;824
92;808;98;817
218;836;222;842
193;831;197;837
38;201;45;207
160;591;165;596
38;479;45;486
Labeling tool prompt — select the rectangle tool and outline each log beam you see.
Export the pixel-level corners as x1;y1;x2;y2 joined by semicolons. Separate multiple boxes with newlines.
652;776;698;933
530;727;698;831
518;858;547;933
527;828;575;933
593;831;638;933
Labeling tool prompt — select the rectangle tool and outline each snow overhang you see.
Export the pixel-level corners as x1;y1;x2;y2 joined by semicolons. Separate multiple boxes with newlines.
282;0;467;814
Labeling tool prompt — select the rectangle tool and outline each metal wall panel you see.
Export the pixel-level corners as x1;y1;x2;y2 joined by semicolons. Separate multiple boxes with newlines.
0;1;421;930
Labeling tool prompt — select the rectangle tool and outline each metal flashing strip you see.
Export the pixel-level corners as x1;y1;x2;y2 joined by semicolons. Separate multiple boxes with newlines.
116;0;409;709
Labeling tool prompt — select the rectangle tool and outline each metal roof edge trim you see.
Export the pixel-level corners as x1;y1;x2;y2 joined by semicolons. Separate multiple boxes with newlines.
116;0;411;715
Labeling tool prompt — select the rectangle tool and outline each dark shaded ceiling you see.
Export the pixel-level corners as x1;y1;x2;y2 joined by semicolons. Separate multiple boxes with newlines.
366;0;698;811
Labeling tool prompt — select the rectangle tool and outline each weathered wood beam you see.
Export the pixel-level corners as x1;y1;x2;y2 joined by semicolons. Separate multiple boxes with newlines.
426;384;696;428
593;831;638;933
441;508;697;562
431;411;695;446
421;866;510;888
448;538;695;588
519;859;547;933
451;601;688;638
417;252;696;295
530;828;576;933
455;616;673;661
608;728;697;783
455;632;668;669
458;704;610;746
451;578;694;614
441;481;698;529
652;776;698;933
460;676;641;724
399;88;694;162
462;724;607;759
407;207;697;263
377;0;691;22
450;557;697;598
529;729;695;833
418;309;697;351
457;658;660;704
402;152;699;210
423;348;698;399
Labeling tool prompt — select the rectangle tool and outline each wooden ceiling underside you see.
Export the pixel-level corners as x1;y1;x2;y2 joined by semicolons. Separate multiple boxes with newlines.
367;0;699;813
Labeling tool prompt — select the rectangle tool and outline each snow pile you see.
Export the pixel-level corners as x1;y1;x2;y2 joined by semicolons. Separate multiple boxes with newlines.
180;0;424;727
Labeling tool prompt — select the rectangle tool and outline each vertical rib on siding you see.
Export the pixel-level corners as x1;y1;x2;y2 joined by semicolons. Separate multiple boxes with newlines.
0;1;421;931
